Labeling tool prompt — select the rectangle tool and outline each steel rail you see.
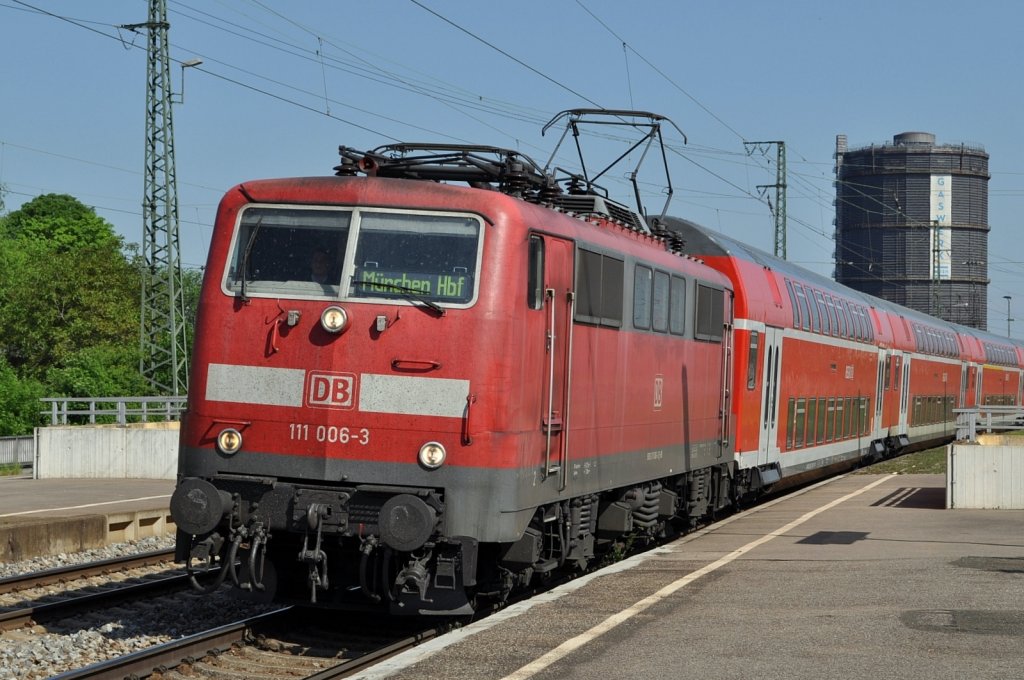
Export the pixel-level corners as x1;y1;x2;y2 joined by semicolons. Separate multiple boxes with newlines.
0;570;194;631
0;548;175;596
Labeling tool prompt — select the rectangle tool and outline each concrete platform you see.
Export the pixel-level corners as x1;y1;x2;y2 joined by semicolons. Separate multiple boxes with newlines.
355;473;1024;680
0;477;175;561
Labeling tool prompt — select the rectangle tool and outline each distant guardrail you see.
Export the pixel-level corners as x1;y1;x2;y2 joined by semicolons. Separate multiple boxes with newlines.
41;397;187;426
0;435;33;470
954;406;1024;443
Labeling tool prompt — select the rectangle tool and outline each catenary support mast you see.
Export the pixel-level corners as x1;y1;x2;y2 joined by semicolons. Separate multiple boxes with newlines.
745;141;787;259
123;0;189;395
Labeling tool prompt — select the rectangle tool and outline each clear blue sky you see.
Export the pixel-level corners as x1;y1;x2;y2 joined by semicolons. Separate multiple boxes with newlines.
2;1;1022;335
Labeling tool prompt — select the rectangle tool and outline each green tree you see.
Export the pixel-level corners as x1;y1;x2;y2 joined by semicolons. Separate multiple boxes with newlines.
47;344;150;397
1;193;120;251
0;195;147;434
0;357;46;435
0;238;141;378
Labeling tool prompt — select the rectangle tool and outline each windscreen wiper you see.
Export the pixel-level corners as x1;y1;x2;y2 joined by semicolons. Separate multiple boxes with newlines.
239;217;262;303
350;278;446;316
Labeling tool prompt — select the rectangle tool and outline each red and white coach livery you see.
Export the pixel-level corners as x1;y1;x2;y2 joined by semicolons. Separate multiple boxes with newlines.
662;216;1023;486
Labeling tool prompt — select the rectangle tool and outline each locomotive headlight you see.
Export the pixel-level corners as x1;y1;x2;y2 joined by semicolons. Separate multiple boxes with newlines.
320;305;349;333
216;428;243;455
418;441;446;469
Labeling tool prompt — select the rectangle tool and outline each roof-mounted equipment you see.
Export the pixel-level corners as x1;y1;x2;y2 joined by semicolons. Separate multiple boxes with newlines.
541;109;686;227
335;143;556;199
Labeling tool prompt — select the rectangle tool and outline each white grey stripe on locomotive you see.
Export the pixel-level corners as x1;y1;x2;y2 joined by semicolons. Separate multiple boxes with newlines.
206;363;305;407
358;373;469;418
205;364;469;417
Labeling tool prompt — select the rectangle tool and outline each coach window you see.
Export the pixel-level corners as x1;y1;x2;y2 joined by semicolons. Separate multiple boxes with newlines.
815;397;827;443
825;295;839;336
670;276;686;335
527;235;545;310
825;397;836;441
814;291;830;336
805;288;820;333
793;284;811;331
747;331;760;390
576;249;623;328
786;398;796;449
834;297;846;337
793;398;807;448
633;265;653;329
836;398;846;438
652;271;671;332
840;299;853;339
786;280;801;329
844;397;853;437
851;306;863;341
884;355;892;390
695;284;725;342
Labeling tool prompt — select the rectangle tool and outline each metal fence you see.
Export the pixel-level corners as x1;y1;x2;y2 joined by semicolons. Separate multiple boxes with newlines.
41;397;187;426
954;406;1024;443
0;435;34;472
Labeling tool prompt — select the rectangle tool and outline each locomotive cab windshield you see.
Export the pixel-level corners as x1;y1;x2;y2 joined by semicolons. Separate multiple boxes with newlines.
224;204;483;307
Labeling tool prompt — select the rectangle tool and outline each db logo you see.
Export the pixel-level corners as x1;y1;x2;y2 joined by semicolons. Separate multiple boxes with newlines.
305;372;357;409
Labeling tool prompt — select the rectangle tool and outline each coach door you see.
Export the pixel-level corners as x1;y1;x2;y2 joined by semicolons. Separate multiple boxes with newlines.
874;349;886;436
535;234;575;490
898;353;911;432
757;326;783;466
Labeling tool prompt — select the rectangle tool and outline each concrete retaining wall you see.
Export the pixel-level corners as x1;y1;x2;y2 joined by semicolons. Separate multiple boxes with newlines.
35;422;179;479
946;442;1024;509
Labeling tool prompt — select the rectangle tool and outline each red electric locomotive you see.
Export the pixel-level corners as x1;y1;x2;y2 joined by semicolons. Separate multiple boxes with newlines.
171;114;750;614
171;110;1022;615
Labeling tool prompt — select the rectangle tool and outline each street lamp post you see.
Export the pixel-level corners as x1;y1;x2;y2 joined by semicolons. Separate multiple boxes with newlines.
1004;295;1013;338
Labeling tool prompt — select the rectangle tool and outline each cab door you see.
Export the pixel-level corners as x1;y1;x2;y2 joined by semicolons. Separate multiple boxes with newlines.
531;234;575;491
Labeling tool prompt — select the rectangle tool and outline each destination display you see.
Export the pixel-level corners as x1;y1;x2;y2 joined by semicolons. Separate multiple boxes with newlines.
355;269;473;302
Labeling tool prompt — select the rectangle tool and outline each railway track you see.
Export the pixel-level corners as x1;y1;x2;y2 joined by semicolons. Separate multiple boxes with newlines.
0;549;192;632
0;548;175;596
53;608;453;680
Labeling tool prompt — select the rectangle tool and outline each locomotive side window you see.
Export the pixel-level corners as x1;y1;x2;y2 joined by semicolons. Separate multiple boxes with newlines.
633;265;652;329
694;284;724;342
575;249;623;328
669;275;686;335
527;235;545;310
652;271;670;333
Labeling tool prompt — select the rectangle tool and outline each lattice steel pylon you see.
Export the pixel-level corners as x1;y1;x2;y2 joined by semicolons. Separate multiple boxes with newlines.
123;0;189;395
745;141;788;259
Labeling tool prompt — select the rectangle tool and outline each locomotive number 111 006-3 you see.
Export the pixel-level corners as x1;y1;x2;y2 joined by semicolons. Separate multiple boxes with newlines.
289;423;371;445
